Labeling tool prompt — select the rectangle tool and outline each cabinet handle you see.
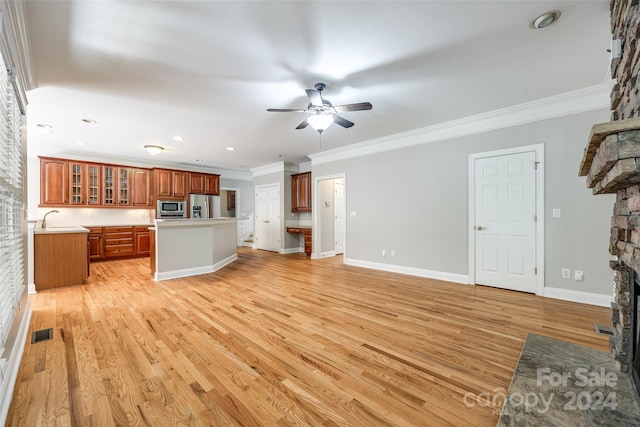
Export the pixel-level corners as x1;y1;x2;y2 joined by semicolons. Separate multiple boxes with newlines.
476;226;486;231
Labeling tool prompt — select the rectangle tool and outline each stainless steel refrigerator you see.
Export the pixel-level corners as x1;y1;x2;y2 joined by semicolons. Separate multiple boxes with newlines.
189;194;220;218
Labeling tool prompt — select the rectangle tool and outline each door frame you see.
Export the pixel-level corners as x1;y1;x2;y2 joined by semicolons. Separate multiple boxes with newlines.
312;172;346;260
254;182;281;252
467;143;545;295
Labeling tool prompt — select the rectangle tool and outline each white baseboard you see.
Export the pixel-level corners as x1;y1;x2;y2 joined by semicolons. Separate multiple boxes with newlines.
154;254;238;281
0;301;32;427
543;287;613;307
280;247;303;255
344;257;469;284
27;283;36;294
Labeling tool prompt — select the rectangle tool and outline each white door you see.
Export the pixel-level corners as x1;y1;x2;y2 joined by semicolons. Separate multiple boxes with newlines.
255;184;280;252
334;179;345;254
475;151;536;293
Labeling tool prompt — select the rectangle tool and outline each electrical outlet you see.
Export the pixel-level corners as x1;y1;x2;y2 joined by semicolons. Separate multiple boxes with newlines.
382;249;386;257
553;208;561;218
561;268;570;279
350;211;357;218
574;270;584;281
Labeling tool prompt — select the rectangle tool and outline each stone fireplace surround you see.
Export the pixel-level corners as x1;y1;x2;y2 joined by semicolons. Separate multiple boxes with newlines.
579;117;640;391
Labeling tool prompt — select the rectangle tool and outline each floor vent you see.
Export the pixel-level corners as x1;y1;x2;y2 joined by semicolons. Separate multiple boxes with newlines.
594;324;614;336
31;328;53;344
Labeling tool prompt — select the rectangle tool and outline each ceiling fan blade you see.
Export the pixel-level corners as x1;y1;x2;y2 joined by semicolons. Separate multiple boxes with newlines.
306;89;323;107
333;102;373;112
267;108;306;112
332;114;354;128
296;119;309;129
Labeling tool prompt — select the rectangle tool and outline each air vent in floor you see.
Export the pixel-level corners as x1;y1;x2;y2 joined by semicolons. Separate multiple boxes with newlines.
31;328;53;344
594;323;614;336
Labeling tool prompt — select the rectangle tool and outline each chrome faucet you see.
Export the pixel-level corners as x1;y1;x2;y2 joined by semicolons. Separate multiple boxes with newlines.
42;209;59;229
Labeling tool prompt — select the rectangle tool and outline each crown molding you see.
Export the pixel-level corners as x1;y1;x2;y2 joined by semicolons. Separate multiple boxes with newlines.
251;161;285;177
309;83;611;166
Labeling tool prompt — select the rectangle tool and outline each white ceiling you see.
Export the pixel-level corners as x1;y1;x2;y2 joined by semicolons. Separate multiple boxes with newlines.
24;1;611;174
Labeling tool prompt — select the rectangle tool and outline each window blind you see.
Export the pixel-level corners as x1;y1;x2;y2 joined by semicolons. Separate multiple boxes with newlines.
0;47;24;382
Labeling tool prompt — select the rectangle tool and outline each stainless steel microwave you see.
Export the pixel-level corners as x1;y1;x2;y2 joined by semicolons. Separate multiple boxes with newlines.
157;200;186;218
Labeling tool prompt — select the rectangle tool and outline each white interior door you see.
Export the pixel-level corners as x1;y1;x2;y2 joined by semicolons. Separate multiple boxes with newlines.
255;184;280;252
474;151;537;293
334;179;345;254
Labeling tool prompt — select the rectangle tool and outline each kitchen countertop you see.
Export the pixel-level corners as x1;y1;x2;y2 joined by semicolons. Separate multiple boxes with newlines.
34;226;90;235
155;218;236;226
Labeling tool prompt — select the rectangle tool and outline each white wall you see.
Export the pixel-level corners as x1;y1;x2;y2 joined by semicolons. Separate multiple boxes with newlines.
312;108;614;297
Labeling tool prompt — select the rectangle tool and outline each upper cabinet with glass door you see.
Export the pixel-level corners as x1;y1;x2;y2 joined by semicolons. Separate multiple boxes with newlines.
103;165;131;207
68;161;102;206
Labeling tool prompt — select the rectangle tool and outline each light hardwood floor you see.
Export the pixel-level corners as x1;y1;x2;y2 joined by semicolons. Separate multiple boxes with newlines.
6;248;609;426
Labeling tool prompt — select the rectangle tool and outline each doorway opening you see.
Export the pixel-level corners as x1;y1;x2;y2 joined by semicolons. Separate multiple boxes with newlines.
313;173;346;259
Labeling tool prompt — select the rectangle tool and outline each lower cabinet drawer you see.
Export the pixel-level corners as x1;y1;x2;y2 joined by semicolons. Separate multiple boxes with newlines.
105;245;134;257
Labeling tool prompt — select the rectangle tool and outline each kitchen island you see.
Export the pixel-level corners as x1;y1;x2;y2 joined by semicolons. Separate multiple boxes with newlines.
150;218;237;281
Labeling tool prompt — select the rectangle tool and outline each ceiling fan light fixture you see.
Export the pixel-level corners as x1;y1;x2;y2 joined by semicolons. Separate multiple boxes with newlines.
307;114;334;133
144;144;164;155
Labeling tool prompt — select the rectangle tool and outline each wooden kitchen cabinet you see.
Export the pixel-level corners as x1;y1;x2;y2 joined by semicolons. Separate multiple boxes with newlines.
68;161;86;205
103;166;131;206
40;157;68;205
68;161;103;206
104;226;135;258
153;168;187;198
189;172;219;195
189;173;206;194
286;227;312;255
205;174;220;195
34;231;89;290
86;225;151;261
227;190;236;210
87;227;104;260
291;172;311;213
134;226;150;256
131;168;151;206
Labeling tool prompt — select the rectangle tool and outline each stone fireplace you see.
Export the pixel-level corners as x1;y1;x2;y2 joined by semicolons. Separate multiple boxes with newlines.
580;118;640;394
577;0;640;395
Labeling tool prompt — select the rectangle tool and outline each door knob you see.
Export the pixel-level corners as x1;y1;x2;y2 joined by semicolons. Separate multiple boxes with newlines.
476;226;486;231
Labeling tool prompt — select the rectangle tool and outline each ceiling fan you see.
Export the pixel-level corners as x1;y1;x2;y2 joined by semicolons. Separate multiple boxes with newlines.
267;83;372;133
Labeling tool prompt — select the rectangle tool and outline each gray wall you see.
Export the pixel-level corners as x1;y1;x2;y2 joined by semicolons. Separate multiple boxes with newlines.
312;108;614;295
220;177;253;218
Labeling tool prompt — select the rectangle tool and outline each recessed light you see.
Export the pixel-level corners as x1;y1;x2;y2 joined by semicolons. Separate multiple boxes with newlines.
81;118;97;124
226;147;235;151
76;141;86;146
144;145;164;155
531;10;560;29
174;136;184;142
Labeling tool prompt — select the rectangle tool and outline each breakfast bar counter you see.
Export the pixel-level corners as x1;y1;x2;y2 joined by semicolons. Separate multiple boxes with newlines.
150;218;237;281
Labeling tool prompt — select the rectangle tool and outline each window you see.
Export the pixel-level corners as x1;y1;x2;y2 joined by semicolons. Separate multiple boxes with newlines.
0;49;25;381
